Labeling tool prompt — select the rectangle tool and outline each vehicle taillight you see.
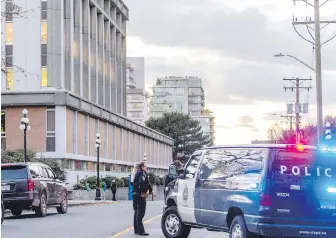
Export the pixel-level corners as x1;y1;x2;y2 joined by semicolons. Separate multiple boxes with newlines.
260;193;271;207
27;178;34;191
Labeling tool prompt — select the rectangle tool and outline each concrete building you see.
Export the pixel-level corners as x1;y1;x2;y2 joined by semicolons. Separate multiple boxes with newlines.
127;57;145;89
126;57;149;125
127;89;149;125
151;76;205;118
193;108;216;144
1;0;173;187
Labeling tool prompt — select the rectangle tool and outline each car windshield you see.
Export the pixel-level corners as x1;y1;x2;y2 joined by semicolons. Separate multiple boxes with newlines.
1;165;28;180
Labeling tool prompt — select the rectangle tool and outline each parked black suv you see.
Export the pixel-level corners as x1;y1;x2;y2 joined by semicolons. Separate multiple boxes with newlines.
1;162;68;217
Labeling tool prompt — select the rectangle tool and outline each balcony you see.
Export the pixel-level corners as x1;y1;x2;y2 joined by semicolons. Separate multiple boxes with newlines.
127;77;136;89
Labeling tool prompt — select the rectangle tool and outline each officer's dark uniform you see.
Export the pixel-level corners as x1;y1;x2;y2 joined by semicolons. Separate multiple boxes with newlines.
133;169;152;235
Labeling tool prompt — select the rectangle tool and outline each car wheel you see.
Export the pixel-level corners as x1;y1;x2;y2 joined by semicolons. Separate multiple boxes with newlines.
11;207;23;216
56;193;68;214
229;215;260;238
1;202;4;224
161;206;191;238
35;192;47;217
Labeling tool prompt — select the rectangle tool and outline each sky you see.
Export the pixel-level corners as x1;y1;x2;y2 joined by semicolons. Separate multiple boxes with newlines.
124;0;336;145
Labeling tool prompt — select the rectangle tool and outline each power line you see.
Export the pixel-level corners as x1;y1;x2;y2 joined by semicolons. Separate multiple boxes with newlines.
283;77;313;143
291;0;336;144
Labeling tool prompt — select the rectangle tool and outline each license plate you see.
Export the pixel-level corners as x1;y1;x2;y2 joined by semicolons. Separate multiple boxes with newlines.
1;185;10;191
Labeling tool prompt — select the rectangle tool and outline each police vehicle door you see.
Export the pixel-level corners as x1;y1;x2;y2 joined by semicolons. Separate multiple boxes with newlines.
177;152;203;223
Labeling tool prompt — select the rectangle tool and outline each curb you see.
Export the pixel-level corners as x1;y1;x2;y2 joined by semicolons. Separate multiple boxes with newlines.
4;201;119;215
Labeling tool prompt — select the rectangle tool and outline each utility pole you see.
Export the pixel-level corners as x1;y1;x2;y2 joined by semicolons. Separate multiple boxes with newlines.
283;77;312;143
292;0;336;144
280;115;296;131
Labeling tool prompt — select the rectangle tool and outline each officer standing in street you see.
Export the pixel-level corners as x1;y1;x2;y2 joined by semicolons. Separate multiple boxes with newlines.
133;161;152;236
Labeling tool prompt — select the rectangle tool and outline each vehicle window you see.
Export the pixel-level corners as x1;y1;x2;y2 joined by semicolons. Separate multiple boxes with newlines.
185;153;202;179
46;168;55;179
29;165;40;178
1;165;28;180
271;150;314;185
199;148;266;181
40;167;49;178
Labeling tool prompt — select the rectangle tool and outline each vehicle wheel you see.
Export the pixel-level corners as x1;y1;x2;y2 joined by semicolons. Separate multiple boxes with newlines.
35;192;47;217
161;206;191;238
229;215;259;238
56;193;68;214
11;207;23;216
1;203;4;224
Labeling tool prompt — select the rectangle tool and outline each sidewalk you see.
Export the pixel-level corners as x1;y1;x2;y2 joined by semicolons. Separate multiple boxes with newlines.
68;199;119;207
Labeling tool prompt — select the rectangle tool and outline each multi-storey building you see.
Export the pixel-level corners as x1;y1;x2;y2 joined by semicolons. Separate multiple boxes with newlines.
150;76;216;144
193;108;216;144
1;0;173;187
151;76;205;118
126;57;148;125
127;89;149;125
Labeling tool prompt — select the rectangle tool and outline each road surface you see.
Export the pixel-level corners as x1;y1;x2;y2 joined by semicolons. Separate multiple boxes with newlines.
2;200;227;238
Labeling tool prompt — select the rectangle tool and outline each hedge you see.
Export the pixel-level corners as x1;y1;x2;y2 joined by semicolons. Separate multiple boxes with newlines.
73;173;165;190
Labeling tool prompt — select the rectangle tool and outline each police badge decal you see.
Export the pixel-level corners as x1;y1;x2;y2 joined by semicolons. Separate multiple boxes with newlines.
183;185;188;206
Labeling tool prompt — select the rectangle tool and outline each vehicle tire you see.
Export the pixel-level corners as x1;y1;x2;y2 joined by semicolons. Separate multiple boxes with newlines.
35;192;47;217
161;206;191;238
56;192;68;214
11;207;23;216
1;202;4;224
229;215;260;238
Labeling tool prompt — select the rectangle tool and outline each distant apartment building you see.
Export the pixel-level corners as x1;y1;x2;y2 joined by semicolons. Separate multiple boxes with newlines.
126;57;148;125
1;0;173;187
151;76;215;143
151;76;205;118
193;108;216;144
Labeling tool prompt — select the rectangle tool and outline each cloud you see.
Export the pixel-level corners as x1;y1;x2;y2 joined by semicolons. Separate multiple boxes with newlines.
234;115;259;132
125;0;336;70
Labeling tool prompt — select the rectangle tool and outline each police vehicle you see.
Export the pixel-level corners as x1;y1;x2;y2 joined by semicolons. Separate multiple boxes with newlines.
162;144;336;238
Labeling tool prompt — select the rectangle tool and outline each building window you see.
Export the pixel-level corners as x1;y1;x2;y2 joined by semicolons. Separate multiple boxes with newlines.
63;159;73;170
41;22;47;44
1;110;6;150
46;109;56;151
105;164;111;171
5;23;13;44
6;45;13;67
88;162;95;171
6;22;13;45
41;44;47;67
6;0;13;22
6;69;13;90
74;160;86;171
41;68;47;87
41;0;47;21
121;165;127;173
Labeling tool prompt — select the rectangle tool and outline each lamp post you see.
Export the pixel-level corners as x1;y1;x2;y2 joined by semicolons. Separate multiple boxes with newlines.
19;109;30;163
95;133;102;201
273;53;316;71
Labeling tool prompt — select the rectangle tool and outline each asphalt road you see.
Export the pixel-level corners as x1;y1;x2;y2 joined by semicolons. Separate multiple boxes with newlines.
2;200;228;238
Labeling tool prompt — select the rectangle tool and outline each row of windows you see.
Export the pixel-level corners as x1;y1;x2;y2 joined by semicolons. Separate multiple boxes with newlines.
1;109;55;152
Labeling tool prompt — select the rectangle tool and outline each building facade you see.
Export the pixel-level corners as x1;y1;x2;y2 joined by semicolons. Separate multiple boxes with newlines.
151;76;205;118
193;109;216;144
1;0;173;187
127;89;149;125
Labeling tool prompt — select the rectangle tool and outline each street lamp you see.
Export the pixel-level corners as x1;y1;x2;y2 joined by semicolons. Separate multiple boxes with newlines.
19;109;30;163
95;133;102;201
273;53;316;71
274;52;324;145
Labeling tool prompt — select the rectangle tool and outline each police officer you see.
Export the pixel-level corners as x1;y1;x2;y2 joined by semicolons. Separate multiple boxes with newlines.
133;162;152;236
